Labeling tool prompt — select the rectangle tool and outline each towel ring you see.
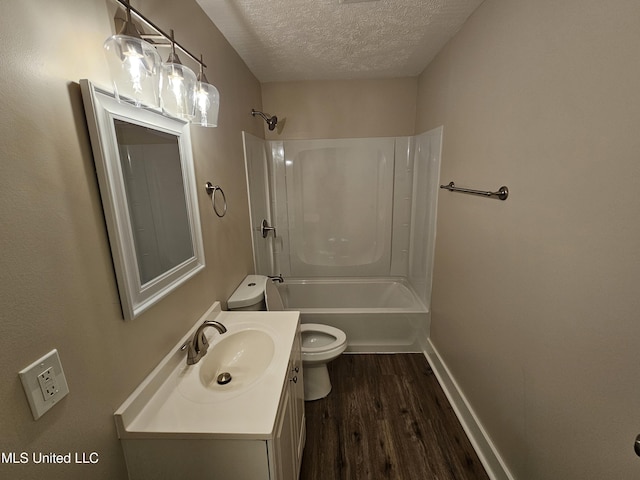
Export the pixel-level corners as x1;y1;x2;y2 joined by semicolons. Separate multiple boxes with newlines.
204;182;227;217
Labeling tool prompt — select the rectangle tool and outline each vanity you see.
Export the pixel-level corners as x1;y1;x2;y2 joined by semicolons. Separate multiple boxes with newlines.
114;302;305;480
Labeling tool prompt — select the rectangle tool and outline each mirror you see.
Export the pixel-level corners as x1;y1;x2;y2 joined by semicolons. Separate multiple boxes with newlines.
80;80;205;320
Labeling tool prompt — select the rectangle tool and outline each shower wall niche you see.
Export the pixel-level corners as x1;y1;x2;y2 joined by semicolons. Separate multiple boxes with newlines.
243;127;442;309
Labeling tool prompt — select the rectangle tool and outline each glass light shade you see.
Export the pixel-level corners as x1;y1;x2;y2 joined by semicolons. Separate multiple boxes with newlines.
104;35;161;108
192;81;220;127
160;63;197;119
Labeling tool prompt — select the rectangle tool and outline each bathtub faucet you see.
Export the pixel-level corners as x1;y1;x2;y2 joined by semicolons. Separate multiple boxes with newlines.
268;274;284;283
185;320;227;365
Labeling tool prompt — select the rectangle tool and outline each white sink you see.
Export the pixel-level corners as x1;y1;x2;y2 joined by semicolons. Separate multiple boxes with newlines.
177;326;276;403
114;302;300;438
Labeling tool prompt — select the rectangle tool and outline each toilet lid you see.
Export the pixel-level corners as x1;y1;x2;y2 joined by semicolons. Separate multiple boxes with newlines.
227;275;267;309
300;324;347;353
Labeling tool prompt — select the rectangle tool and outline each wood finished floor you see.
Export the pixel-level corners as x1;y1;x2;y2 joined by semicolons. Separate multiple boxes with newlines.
300;354;489;480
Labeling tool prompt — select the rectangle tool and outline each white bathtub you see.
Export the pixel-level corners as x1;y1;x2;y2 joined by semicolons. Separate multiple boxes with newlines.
276;277;429;353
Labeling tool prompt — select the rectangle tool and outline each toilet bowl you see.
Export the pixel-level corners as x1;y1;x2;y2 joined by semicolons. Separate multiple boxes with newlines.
300;324;347;401
228;275;347;401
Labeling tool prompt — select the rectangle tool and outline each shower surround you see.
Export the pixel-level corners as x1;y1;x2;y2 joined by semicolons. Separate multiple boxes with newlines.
243;128;442;352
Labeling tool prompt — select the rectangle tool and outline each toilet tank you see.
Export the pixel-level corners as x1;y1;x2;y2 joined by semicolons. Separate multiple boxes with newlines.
227;275;268;311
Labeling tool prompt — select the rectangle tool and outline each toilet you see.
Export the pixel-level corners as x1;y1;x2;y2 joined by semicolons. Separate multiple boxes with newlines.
228;275;347;401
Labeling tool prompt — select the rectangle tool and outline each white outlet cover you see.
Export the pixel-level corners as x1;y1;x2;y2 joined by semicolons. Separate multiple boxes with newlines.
19;349;69;420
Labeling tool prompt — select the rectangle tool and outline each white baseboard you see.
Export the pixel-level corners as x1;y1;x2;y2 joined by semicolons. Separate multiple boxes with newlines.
424;338;514;480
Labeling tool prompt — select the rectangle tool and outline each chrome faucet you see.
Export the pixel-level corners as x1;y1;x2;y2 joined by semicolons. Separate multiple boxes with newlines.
185;320;227;365
268;274;284;283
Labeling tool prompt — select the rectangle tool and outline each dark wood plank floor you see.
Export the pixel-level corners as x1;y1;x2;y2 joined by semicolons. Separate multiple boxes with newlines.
300;354;489;480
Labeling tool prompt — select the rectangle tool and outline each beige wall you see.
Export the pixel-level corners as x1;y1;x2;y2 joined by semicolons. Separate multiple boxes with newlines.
0;1;261;478
6;0;640;478
261;78;417;139
417;0;640;478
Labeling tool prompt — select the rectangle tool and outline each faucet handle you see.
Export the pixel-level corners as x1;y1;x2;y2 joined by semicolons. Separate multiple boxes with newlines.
185;342;201;365
260;219;277;238
196;331;210;356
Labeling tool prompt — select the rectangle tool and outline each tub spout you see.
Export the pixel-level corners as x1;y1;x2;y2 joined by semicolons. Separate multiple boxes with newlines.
268;274;284;283
186;320;227;365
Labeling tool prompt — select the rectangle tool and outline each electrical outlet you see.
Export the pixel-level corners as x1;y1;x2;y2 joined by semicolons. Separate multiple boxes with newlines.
38;367;54;383
19;350;69;420
37;367;57;400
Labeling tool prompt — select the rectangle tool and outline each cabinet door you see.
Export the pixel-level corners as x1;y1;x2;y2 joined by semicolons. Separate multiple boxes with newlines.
274;386;296;480
290;330;305;465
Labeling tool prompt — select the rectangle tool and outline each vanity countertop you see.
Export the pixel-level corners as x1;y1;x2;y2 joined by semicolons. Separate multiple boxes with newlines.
114;302;300;440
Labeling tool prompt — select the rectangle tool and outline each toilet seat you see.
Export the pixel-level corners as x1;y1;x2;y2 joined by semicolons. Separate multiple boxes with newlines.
301;324;347;363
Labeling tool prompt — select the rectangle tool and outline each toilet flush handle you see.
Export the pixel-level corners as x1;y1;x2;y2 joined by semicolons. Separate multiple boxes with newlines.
260;219;277;238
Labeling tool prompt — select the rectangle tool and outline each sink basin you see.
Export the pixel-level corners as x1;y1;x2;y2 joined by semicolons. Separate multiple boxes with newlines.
177;326;276;403
199;330;275;390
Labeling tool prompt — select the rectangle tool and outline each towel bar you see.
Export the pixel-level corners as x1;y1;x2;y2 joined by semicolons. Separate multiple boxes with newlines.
439;181;509;201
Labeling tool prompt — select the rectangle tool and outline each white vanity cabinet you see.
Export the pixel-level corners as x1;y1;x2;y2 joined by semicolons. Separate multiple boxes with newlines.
114;303;305;480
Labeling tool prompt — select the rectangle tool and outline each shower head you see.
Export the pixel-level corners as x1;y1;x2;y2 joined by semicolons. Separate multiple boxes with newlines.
251;109;278;131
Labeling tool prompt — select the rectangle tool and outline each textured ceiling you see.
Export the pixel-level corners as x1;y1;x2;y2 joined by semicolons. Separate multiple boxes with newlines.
196;0;485;82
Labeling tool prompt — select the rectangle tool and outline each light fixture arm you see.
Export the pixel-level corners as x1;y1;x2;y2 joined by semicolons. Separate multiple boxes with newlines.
113;0;205;70
166;29;182;64
118;0;141;38
197;54;209;83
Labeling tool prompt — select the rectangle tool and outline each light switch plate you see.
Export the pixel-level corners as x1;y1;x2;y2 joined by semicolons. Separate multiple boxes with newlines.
19;349;69;420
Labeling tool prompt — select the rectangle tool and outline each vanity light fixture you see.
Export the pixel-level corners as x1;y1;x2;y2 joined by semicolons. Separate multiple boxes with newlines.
103;0;161;107
192;55;220;127
104;0;220;127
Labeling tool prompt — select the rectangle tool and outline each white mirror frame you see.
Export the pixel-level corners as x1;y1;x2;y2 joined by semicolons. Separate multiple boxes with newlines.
80;79;205;320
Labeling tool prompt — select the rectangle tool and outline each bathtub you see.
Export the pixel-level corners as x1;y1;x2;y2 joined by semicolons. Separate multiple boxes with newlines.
276;277;429;353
